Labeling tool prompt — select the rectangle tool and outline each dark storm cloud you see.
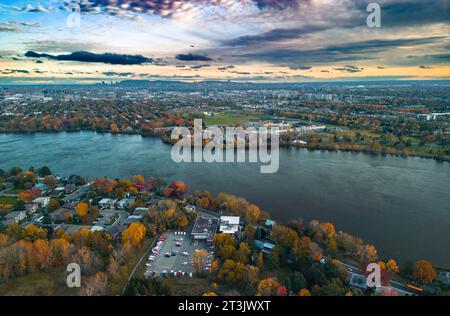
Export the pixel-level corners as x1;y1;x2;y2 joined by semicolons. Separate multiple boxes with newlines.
288;65;312;70
102;72;134;77
379;0;450;27
1;69;30;74
190;64;211;70
428;54;450;61
67;0;306;17
222;25;327;47
175;53;213;61
239;37;446;64
24;51;153;65
334;65;363;73
218;65;235;71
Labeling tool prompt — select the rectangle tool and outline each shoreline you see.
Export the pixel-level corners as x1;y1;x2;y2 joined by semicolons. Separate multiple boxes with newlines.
1;129;449;163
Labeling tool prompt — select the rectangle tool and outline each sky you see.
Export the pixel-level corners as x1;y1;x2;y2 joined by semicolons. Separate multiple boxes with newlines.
0;0;449;84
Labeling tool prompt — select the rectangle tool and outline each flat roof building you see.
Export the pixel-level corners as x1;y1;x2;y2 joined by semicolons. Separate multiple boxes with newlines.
219;216;240;235
191;214;220;244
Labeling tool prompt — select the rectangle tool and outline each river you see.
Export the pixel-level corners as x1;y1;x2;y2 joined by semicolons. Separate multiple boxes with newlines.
1;131;449;266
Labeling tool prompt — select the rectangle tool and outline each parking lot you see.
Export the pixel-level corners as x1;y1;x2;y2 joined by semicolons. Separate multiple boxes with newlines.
144;231;214;278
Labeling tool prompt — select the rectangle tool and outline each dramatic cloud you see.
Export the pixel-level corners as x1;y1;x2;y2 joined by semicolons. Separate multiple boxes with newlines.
238;36;447;64
64;0;307;18
25;51;153;65
175;53;213;61
334;65;363;73
0;21;40;32
102;72;134;77
190;64;211;70
289;65;312;70
222;25;328;47
218;65;235;71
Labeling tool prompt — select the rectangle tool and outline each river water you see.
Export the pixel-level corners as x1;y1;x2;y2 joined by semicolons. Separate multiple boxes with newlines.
1;131;449;266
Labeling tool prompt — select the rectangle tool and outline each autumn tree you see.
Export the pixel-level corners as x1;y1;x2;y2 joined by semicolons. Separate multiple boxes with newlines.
386;259;399;273
81;271;108;296
47;198;61;212
192;249;208;273
235;242;251;264
299;289;311;296
23;224;47;242
43;176;58;189
75;202;89;217
256;278;285;296
122;222;147;248
412;260;436;284
6;223;22;242
132;174;144;184
213;233;237;260
256;252;264;269
94;178;117;194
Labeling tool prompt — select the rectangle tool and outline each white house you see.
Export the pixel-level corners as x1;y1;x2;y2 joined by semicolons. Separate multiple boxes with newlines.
98;198;116;209
32;197;50;207
5;211;27;224
185;205;196;213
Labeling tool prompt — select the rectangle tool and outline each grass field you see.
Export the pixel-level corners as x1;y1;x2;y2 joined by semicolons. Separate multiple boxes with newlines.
164;276;212;295
0;196;16;205
0;271;79;296
203;113;272;126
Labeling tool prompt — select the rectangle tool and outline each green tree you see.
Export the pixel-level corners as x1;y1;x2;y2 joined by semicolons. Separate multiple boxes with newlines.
292;272;307;293
38;166;52;177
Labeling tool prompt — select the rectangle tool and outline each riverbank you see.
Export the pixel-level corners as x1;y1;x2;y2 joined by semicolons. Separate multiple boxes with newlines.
1;128;449;163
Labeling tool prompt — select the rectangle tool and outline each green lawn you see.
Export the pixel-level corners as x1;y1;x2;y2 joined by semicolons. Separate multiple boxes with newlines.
0;196;16;205
203;113;272;126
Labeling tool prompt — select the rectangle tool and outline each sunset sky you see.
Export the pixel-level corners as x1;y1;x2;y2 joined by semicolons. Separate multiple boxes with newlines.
0;0;449;84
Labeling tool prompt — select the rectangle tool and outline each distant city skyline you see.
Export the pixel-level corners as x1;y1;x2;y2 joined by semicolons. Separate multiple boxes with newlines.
0;0;449;84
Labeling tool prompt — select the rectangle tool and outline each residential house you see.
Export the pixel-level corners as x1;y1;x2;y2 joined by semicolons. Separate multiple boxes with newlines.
98;198;116;209
25;202;39;214
4;211;26;225
32;197;50;208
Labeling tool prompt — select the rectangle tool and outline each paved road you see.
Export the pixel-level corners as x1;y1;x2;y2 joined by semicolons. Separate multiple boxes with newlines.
340;262;416;296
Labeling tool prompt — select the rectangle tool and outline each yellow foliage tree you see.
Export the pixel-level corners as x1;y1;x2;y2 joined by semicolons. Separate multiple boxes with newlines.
23;224;47;242
412;260;436;284
299;289;311;296
386;259;399;273
122;222;146;247
193;249;208;272
76;202;89;217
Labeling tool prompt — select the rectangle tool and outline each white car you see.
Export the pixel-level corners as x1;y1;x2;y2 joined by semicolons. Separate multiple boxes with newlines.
146;263;152;267
182;262;188;266
182;252;189;256
189;272;193;278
